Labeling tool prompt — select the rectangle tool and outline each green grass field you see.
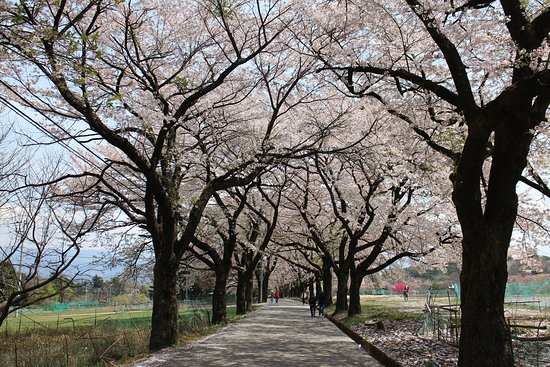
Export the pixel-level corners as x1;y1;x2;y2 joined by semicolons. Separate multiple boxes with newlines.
1;303;217;334
0;303;240;367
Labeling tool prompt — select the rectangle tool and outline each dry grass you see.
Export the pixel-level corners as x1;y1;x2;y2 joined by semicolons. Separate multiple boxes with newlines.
0;305;244;367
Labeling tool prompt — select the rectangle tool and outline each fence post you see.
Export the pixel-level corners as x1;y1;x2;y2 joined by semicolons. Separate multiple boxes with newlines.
65;336;69;367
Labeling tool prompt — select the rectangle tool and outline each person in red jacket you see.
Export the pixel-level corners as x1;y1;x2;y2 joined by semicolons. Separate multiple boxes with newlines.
274;289;280;303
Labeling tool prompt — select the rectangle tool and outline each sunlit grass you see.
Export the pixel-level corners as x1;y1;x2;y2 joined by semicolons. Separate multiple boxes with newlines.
327;297;424;328
1;303;220;334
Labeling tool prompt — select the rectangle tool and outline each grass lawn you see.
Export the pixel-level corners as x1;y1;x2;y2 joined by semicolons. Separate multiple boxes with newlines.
1;303;217;334
327;295;425;328
0;303;245;367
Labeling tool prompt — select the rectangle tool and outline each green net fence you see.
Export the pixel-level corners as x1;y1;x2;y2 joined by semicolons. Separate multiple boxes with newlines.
505;278;550;299
33;301;101;312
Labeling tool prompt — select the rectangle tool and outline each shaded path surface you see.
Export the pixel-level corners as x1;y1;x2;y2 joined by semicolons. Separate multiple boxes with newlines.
130;298;382;366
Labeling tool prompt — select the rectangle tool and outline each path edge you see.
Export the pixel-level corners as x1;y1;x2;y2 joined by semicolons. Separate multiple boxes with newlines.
325;313;402;367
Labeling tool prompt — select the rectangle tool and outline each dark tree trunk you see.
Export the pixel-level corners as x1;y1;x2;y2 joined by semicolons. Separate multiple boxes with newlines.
236;267;254;314
149;256;179;351
255;270;270;303
454;104;533;367
459;231;513;366
245;276;253;311
235;270;247;315
322;257;333;304
254;271;261;302
348;269;362;316
334;268;349;312
211;267;230;325
261;272;269;303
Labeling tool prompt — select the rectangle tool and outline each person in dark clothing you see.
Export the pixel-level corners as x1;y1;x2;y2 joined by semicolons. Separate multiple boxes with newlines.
308;294;316;317
317;291;326;316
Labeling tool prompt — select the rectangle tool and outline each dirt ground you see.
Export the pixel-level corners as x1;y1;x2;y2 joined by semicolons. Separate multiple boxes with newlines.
354;295;550;367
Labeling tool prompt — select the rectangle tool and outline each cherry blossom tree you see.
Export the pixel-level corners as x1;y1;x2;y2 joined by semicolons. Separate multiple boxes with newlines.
233;196;271;312
232;172;284;313
0;0;294;350
0;0;368;350
185;28;362;319
194;174;285;323
305;1;549;365
271;230;333;303
285;146;457;316
189;188;249;324
257;255;277;302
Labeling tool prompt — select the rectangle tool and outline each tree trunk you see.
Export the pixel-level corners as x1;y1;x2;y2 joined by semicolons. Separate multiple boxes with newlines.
245;276;253;311
348;270;362;316
236;270;247;315
255;270;270;303
322;257;333;305
334;269;349;312
454;106;532;367
236;268;254;314
459;230;513;366
149;257;179;351
211;268;230;325
262;272;269;303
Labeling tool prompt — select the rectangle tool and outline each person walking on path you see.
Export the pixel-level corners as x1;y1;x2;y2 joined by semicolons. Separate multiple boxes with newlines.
308;293;317;317
317;291;326;316
274;289;280;303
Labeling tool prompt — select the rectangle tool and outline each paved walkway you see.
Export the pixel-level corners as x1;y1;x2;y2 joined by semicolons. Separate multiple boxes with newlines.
129;298;382;366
